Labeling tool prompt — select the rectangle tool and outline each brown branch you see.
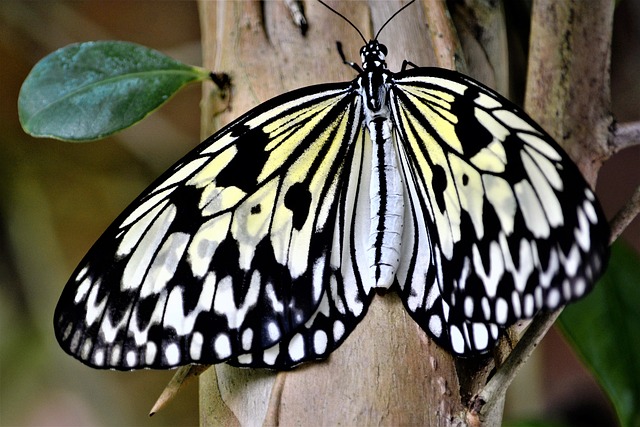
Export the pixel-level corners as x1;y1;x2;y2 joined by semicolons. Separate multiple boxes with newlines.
609;183;640;244
470;310;561;421
263;371;287;427
149;364;210;416
421;0;466;71
611;121;640;154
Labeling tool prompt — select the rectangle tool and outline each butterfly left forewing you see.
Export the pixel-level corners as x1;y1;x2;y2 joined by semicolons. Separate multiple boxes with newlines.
390;67;609;355
54;83;376;369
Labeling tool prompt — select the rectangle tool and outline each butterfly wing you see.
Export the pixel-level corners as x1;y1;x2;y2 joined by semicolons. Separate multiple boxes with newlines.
54;82;375;370
390;67;609;355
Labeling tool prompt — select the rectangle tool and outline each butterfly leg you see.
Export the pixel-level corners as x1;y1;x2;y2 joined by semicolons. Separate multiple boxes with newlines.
400;60;420;72
336;41;363;73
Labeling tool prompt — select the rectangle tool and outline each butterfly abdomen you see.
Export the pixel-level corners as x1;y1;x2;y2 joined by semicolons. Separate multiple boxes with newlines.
367;116;404;289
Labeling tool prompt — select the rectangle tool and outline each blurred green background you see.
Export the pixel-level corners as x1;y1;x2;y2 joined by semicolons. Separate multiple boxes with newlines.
1;1;639;426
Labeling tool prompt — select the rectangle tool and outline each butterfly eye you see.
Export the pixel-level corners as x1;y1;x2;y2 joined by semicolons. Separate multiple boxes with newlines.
379;44;388;57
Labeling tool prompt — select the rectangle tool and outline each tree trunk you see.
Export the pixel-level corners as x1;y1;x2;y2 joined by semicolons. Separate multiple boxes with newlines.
197;1;468;425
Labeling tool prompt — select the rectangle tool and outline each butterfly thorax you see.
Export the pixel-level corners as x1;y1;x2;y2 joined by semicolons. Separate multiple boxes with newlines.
359;40;391;114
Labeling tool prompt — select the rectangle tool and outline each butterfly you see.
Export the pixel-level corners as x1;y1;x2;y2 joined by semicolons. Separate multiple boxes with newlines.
54;0;609;370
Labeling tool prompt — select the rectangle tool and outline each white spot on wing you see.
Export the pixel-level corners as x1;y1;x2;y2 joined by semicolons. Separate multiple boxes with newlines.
428;315;442;337
262;344;278;365
145;342;157;365
495;110;537;132
583;199;598;224
574;278;587;297
511;291;522;318
236;353;252;365
495;297;508;324
490;324;499;339
267;322;281;341
74;277;92;304
472;324;489;350
265;282;284;313
312;256;325;304
524;145;563;190
93;349;105;366
126;350;137;367
333;320;345;341
474;92;502;109
574;207;591;251
165;343;180;365
100;309;128;344
464;296;474;317
481;297;490;320
164;287;188;335
80;339;92;361
288;333;305;362
85;281;106;326
450;325;465;354
190;332;204;360
241;328;253;351
562;244;581;277
546;288;561;309
110;344;122;366
214;333;231;359
313;330;328;355
519;133;562;161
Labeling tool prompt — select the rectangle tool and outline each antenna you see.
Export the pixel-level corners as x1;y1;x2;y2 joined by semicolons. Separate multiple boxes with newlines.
375;0;416;40
318;0;416;42
318;0;366;43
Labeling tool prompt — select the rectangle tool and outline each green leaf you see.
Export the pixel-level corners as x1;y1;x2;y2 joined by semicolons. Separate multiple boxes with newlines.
18;41;209;141
558;242;640;427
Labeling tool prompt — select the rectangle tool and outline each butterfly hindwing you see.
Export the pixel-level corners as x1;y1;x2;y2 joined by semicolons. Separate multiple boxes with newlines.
390;68;609;355
54;82;379;370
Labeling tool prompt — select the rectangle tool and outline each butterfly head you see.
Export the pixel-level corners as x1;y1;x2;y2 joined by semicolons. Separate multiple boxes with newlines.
360;41;388;71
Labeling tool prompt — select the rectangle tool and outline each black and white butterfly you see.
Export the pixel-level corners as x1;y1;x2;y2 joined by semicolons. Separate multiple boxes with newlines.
54;1;609;370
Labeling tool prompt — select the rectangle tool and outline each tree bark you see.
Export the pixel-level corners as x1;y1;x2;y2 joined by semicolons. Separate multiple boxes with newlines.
525;0;613;186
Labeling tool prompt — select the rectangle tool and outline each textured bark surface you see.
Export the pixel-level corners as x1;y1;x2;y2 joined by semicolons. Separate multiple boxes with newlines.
525;0;614;185
197;1;467;425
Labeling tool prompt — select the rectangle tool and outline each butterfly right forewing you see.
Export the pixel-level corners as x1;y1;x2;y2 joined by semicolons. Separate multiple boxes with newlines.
390;68;609;356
